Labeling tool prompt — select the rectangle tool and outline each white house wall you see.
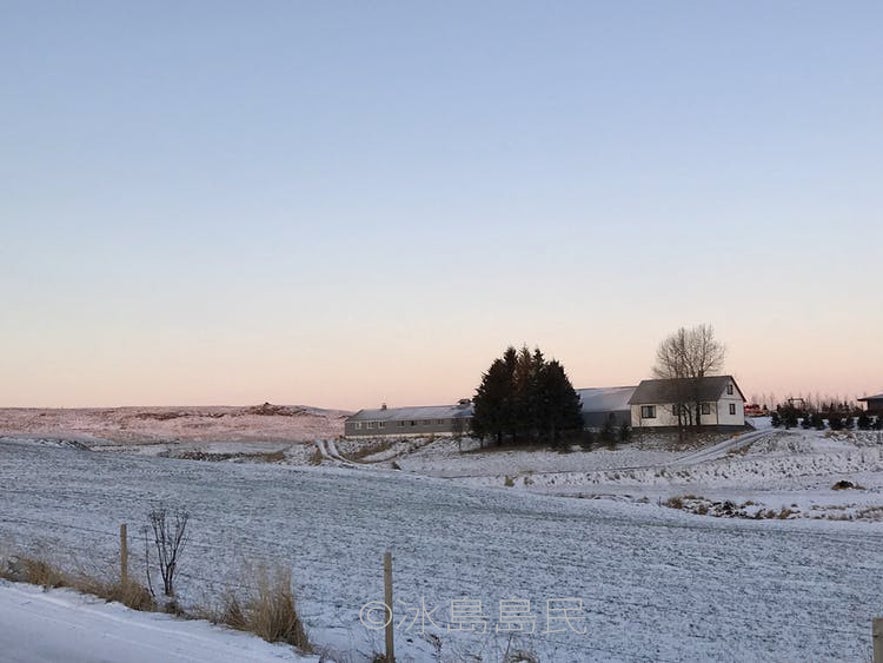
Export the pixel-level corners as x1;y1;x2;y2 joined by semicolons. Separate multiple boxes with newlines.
717;393;745;426
631;379;746;429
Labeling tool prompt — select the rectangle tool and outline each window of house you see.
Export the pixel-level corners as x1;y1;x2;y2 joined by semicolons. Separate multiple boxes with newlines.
409;421;416;426
641;405;656;419
398;421;405;427
355;422;362;430
726;384;734;395
729;403;737;415
379;422;386;428
701;403;711;415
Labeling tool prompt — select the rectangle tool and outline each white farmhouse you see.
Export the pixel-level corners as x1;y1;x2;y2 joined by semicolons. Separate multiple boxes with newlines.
628;376;746;431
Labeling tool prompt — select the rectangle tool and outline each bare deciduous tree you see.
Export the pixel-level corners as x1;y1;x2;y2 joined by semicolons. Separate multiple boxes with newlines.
652;324;726;433
653;324;725;381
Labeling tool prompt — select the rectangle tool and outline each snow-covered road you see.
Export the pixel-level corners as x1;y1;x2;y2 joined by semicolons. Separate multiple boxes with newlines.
0;581;310;663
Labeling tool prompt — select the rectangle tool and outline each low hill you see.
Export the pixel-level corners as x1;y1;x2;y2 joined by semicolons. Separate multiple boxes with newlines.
0;403;349;444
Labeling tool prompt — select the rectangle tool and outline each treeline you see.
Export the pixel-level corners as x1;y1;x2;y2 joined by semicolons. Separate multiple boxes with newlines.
471;346;583;449
771;401;882;431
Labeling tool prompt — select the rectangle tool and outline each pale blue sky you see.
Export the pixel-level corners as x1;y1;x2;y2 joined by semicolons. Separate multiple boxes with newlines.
2;2;881;409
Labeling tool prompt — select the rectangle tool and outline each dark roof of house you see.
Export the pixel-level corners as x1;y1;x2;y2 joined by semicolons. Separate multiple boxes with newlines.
347;402;473;423
628;376;744;405
858;393;883;401
576;386;637;413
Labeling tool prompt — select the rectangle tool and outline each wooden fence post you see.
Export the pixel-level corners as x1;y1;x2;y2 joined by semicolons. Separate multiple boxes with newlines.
120;523;128;586
873;618;883;663
384;551;394;663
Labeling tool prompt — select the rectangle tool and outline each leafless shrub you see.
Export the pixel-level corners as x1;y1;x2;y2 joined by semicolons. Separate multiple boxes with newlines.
144;506;189;598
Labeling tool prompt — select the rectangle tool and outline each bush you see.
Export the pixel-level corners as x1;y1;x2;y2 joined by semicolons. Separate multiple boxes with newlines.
600;417;617;450
770;411;782;428
828;415;843;431
781;407;799;429
145;506;190;598
857;412;872;430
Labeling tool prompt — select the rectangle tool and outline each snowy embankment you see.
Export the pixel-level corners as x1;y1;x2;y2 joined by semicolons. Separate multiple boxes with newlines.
2;437;883;662
0;580;313;663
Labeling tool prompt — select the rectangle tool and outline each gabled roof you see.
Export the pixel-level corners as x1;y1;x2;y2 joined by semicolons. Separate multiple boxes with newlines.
858;393;883;401
628;376;745;405
347;402;473;423
576;386;637;413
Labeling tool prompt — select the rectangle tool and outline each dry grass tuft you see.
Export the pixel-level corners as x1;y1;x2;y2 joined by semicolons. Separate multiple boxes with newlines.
307;447;323;465
218;566;311;652
345;438;397;461
1;555;156;612
22;558;67;589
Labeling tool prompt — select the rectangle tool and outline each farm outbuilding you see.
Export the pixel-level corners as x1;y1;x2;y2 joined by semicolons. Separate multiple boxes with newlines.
858;393;883;417
577;386;637;429
345;400;473;438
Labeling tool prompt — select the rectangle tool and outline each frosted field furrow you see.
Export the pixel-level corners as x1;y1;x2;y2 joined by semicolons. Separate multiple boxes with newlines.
1;438;882;662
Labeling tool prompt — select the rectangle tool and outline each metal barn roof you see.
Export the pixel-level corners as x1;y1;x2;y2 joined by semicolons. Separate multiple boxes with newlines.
576;386;637;413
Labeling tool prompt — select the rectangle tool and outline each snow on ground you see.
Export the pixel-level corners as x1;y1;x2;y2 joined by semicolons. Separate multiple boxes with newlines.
2;437;883;662
0;579;315;663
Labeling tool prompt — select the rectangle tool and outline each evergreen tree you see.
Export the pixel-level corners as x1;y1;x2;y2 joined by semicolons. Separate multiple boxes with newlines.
600;415;617;450
857;411;872;431
874;417;883;431
770;411;782;428
580;429;595;451
618;422;632;444
812;412;826;430
471;358;512;446
472;345;583;449
538;359;583;447
843;415;855;430
828;414;843;431
781;406;799;429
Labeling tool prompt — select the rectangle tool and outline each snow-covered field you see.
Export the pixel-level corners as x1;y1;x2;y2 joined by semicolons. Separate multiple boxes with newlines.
2;431;883;662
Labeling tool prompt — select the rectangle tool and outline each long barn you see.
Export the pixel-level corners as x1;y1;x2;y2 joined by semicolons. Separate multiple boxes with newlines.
344;400;473;438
